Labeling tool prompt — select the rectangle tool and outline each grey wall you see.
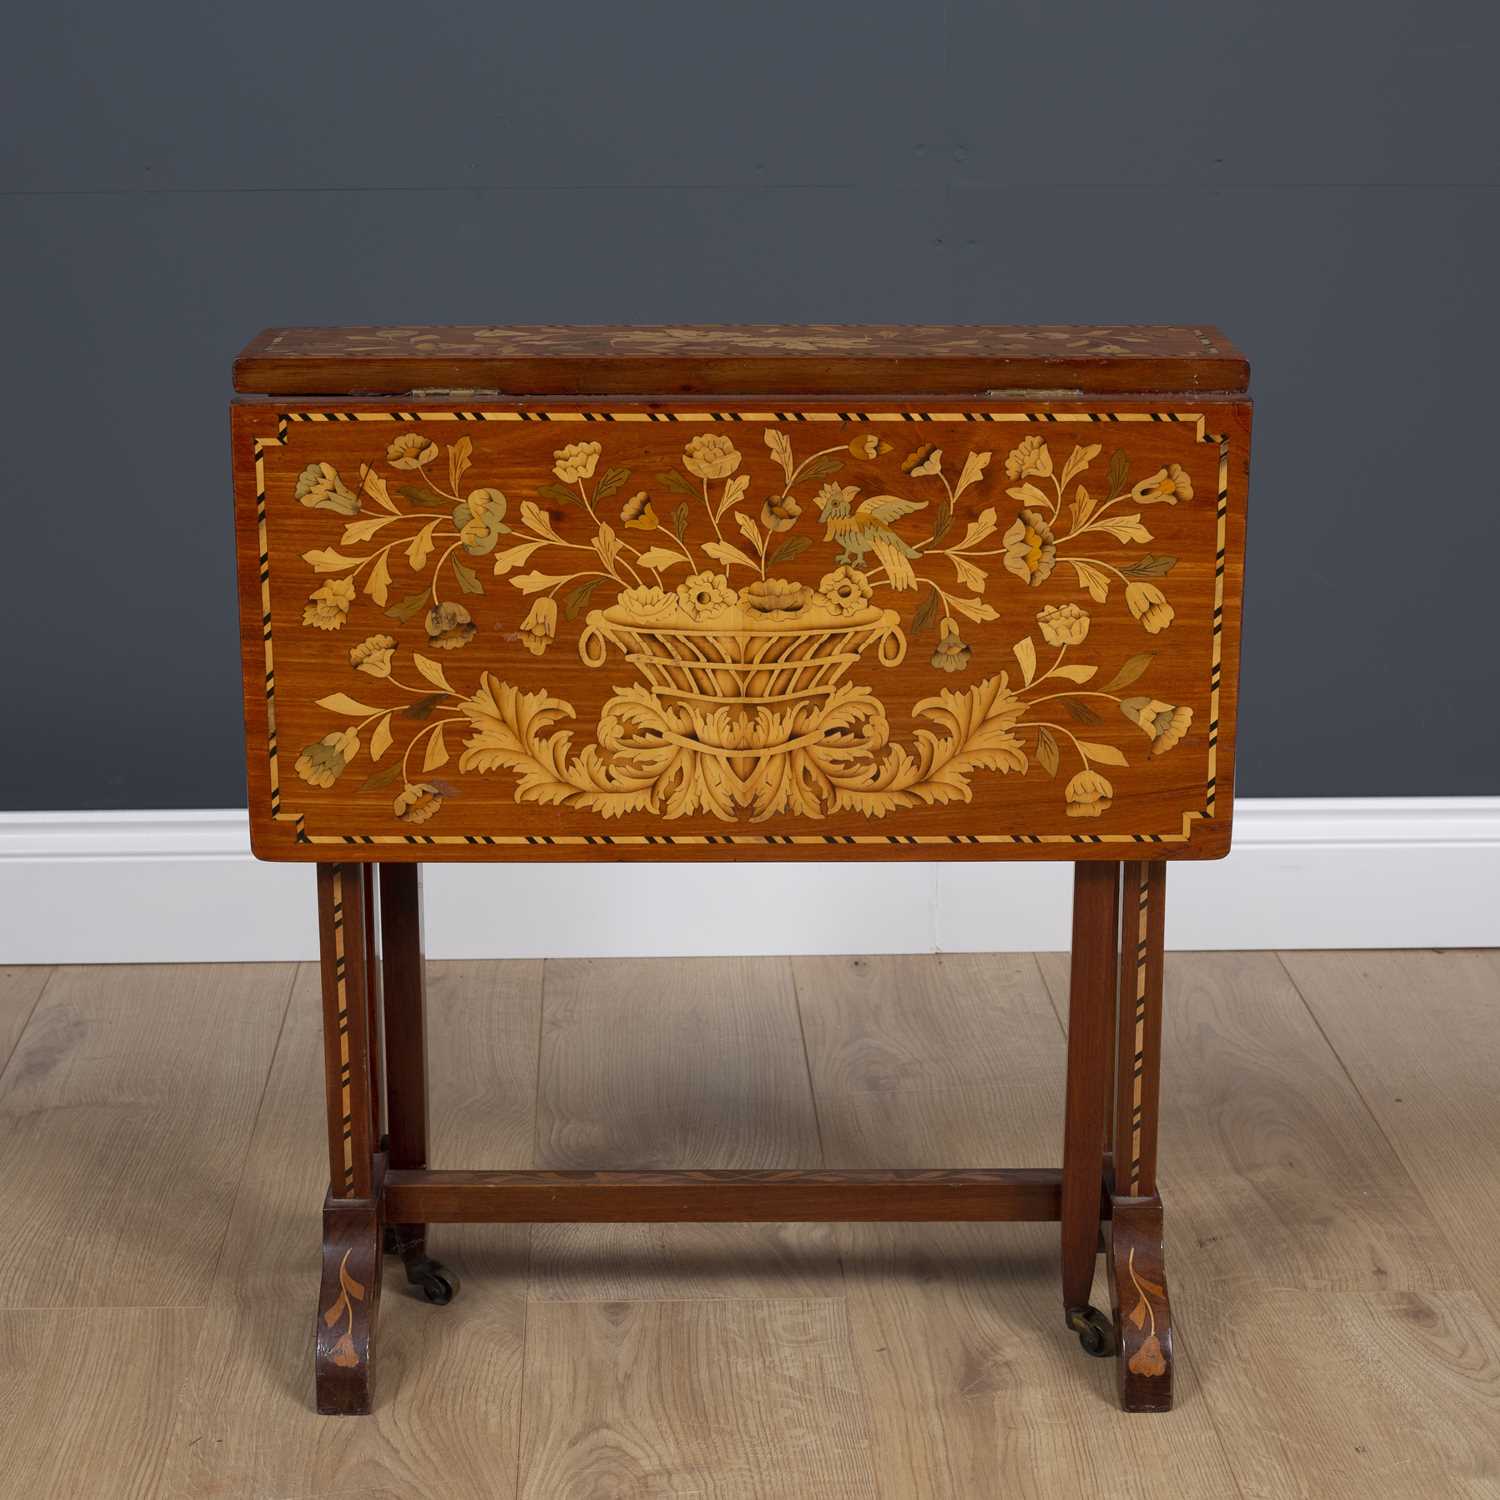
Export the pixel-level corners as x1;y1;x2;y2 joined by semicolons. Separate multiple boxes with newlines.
4;0;1496;808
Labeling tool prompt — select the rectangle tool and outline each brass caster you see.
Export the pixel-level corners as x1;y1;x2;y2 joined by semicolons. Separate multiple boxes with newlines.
1066;1305;1117;1358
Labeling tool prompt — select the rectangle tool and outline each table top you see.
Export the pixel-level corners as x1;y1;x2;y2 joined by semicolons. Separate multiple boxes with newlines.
233;390;1248;862
234;324;1250;398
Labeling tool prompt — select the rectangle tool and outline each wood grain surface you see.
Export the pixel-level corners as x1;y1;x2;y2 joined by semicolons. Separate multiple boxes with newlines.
0;965;50;1076
233;397;1248;860
1282;949;1500;1325
234;323;1250;397
0;963;293;1309
0;1307;202;1500
517;1298;878;1499
7;951;1500;1498
536;956;818;1169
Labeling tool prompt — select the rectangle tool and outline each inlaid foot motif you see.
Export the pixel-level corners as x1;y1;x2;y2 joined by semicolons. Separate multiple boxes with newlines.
315;1193;383;1416
1107;1193;1174;1412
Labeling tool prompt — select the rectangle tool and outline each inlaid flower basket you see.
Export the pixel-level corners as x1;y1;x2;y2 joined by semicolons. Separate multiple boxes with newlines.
579;600;906;757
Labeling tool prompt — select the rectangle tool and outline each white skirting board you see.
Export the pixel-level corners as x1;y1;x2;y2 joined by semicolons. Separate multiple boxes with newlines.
0;799;1496;964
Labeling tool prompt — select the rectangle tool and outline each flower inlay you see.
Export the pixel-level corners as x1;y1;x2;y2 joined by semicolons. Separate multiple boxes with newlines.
274;420;1209;829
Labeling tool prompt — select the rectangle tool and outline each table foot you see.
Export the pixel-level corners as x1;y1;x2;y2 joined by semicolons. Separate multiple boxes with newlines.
315;1192;383;1416
1107;1193;1174;1412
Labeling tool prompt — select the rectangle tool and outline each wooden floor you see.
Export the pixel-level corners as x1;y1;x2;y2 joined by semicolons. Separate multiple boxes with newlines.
1;950;1498;1498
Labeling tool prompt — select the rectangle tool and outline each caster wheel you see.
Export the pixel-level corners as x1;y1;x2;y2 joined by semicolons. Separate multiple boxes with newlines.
1066;1305;1116;1358
406;1256;460;1306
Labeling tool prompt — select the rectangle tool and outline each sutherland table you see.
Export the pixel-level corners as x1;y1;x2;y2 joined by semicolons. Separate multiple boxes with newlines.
231;324;1250;1415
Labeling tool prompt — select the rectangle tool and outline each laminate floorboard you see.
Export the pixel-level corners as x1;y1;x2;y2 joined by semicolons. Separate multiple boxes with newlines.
3;950;1496;1498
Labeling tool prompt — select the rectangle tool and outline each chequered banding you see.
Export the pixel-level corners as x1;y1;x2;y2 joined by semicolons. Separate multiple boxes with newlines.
279;409;1210;429
331;867;355;1192
1203;427;1230;817
252;441;281;815
275;811;1204;848
1125;867;1151;1191
255;409;1232;848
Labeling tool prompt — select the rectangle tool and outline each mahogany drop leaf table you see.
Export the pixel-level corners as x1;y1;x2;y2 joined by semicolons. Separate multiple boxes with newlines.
231;323;1250;1414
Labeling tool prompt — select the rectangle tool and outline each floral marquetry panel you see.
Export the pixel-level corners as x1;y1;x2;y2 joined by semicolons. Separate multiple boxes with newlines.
232;401;1248;861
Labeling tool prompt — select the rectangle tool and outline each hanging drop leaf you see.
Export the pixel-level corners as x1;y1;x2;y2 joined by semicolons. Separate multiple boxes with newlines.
635;546;690;570
1059;696;1103;725
370;713;393;762
385;591;429;623
1102;651;1156;693
1106;448;1130;498
1122;554;1178;578
402;693;446;721
360;466;398;514
301;548;363;573
316;692;379;716
520;500;564;541
716;473;749;518
798;454;842;483
422;723;450;773
930;497;953;545
363;550;391;607
452;558;484;594
493;540;550;575
735;511;762;551
447;435;472;493
593;523;622;574
593;465;631;503
342;514;399;544
910;586;940;637
1067;559;1111;603
1036;725;1060;777
1076;740;1129;767
1067;484;1095;534
406;520;440;570
411;653;454;695
764;428;794;483
1012;636;1037;686
703;539;757;571
657;469;699;498
564;577;609;619
362;760;402;791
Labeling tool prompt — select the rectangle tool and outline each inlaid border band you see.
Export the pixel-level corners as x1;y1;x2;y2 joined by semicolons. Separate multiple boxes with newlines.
252;409;1230;850
331;866;355;1193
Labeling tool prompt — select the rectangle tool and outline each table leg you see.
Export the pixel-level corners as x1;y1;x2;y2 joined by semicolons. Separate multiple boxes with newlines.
1060;861;1120;1358
314;863;384;1415
362;866;386;1146
378;864;459;1306
1107;861;1174;1411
